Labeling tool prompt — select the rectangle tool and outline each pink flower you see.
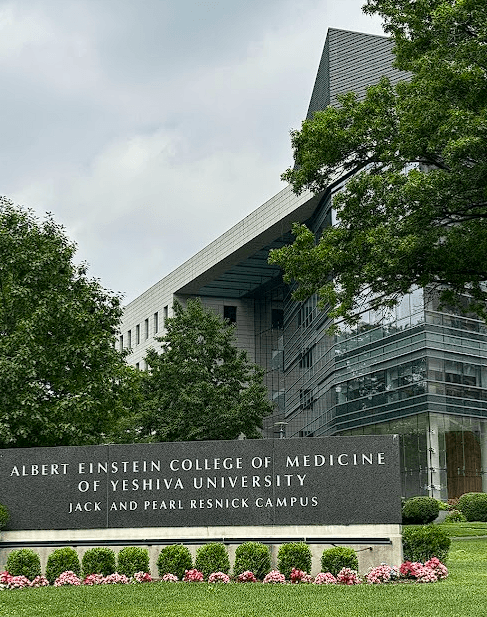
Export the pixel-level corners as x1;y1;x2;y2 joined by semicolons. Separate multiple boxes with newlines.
365;564;394;584
400;561;422;578
103;573;129;585
262;570;286;584
425;558;448;580
8;575;30;589
399;560;444;583
132;571;152;583
183;569;204;582
413;565;438;584
236;570;257;583
54;571;81;587
0;571;13;585
30;575;50;587
162;573;179;582
314;572;337;585
289;568;313;583
208;572;230;584
337;567;361;585
290;567;303;583
83;573;105;585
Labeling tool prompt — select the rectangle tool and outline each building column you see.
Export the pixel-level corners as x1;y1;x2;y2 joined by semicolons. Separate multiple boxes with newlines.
426;414;442;500
481;424;487;493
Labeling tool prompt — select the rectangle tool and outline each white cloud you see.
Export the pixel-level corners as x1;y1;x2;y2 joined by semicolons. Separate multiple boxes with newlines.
0;2;104;94
12;125;284;300
4;0;385;302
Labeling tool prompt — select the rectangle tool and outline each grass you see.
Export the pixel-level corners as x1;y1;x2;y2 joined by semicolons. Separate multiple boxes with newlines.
437;522;487;537
1;538;486;617
404;521;487;537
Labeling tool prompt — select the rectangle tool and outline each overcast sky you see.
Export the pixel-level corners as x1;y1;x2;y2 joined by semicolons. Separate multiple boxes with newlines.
2;0;384;304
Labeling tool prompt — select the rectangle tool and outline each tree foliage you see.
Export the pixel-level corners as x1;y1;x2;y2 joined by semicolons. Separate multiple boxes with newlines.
0;197;135;448
138;299;273;442
270;0;487;326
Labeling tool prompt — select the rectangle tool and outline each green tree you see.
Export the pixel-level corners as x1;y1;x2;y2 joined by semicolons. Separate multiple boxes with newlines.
270;0;487;326
138;299;273;441
0;197;135;448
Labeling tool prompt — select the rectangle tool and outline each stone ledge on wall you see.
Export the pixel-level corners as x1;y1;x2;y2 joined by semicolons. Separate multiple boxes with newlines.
0;523;403;576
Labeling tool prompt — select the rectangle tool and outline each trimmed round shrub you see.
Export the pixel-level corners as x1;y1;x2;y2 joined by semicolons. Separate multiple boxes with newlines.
6;548;41;580
117;546;150;577
0;503;9;530
195;543;230;580
321;546;358;577
81;547;116;578
457;492;487;522
402;525;451;562
402;496;440;525
444;509;467;523
157;545;192;580
277;542;312;579
233;542;271;581
46;547;81;584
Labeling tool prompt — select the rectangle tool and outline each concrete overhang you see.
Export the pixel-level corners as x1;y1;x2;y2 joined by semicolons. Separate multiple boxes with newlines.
175;188;322;298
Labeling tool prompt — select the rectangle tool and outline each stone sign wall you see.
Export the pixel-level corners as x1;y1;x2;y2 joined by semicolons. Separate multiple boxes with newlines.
0;435;401;530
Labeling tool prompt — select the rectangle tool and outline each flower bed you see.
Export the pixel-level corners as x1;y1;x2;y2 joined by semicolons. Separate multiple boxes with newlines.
0;569;152;589
0;559;448;591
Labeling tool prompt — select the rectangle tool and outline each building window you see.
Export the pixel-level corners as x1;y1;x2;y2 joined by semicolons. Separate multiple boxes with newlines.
135;363;140;370
224;305;237;324
144;318;149;340
271;349;283;371
163;305;168;322
127;330;132;349
300;389;314;410
298;304;313;328
272;390;285;411
154;312;159;334
272;308;284;329
135;324;140;345
119;335;123;352
299;347;313;369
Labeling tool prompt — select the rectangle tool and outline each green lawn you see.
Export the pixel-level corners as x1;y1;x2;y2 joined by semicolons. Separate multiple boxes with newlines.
438;521;487;537
404;521;487;537
0;538;485;617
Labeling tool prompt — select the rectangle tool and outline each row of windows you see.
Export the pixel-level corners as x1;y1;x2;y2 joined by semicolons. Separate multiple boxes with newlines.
298;377;487;425
286;357;487;423
120;306;169;352
120;304;246;354
334;357;486;406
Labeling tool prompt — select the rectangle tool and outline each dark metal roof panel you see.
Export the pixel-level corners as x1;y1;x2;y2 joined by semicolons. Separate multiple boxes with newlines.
307;29;409;119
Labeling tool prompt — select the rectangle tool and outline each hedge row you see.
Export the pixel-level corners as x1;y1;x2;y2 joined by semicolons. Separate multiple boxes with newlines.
402;492;487;524
3;526;452;583
4;542;361;582
6;546;151;582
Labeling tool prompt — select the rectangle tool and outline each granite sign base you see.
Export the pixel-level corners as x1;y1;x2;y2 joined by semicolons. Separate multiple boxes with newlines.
0;435;402;531
0;523;403;576
0;436;403;575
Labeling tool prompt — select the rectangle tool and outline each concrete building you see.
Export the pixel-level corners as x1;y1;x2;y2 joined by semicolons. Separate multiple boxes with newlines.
121;29;487;501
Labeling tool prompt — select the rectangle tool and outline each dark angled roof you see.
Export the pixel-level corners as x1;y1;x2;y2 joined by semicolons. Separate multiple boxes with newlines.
307;28;408;119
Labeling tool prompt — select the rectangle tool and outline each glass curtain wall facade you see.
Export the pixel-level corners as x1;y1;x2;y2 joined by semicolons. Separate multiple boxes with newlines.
120;29;487;501
251;279;287;438
272;192;487;500
342;414;487;501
